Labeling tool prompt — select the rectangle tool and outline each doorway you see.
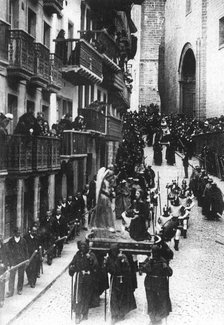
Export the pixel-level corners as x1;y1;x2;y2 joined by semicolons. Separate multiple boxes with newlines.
179;45;196;117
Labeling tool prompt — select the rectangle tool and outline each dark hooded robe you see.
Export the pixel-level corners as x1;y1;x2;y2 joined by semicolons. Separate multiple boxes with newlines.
105;245;136;322
210;183;224;219
69;241;98;320
141;246;173;324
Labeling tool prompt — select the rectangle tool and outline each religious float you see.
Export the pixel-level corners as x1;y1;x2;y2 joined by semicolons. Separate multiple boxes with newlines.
87;167;161;255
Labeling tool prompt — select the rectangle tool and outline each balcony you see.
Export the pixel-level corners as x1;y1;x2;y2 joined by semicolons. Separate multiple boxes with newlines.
33;136;61;171
48;53;63;92
7;135;61;174
61;131;88;157
49;137;61;170
59;38;103;85
30;43;50;88
43;0;64;16
78;108;106;134
103;71;125;91
7;30;35;81
7;135;33;173
33;137;49;171
84;30;120;73
106;115;123;141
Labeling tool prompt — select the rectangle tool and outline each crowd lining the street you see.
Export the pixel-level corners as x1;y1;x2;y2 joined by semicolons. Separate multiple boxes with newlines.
1;108;224;325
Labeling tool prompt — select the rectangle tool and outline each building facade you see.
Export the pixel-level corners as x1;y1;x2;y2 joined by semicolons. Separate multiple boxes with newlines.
0;0;143;238
163;0;224;118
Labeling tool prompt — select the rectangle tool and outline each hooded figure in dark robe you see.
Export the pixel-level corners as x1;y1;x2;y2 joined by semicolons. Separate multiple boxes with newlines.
104;244;136;324
69;240;98;324
140;245;173;325
210;183;224;220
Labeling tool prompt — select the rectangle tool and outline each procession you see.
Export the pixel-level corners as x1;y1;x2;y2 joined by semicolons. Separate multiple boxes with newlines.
1;0;224;325
1;108;224;325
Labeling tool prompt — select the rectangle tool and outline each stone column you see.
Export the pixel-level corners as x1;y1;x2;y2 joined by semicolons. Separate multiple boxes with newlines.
73;160;79;194
17;178;24;231
61;173;67;199
35;87;42;115
49;93;57;128
48;174;55;211
0;178;6;237
33;176;40;222
83;156;87;186
18;81;27;118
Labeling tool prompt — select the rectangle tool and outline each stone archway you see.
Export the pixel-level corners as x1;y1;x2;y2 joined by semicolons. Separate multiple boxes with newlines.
179;44;196;117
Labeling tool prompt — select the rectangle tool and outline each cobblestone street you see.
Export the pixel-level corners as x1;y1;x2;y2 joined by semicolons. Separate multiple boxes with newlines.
14;147;224;325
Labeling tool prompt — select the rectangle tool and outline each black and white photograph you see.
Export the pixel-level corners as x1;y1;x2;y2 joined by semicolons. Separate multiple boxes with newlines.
1;1;224;325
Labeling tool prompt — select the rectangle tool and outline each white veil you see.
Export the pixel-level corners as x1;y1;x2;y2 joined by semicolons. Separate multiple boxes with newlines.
96;167;109;205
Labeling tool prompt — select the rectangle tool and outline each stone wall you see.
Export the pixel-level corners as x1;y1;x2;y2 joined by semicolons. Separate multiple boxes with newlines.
139;0;165;108
164;0;224;119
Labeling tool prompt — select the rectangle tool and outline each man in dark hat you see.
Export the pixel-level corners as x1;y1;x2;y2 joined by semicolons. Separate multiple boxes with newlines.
69;240;98;324
51;208;68;257
7;228;29;296
24;225;41;288
182;151;189;179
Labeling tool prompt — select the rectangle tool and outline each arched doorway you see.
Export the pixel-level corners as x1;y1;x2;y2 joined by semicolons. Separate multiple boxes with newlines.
179;44;196;117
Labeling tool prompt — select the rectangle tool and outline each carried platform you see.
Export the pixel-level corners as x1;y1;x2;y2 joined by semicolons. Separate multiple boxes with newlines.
87;228;161;255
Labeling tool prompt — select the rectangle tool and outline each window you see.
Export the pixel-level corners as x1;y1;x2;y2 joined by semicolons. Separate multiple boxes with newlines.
43;22;50;48
67;22;73;59
186;0;192;15
0;20;10;61
91;85;94;102
219;17;224;47
27;100;35;114
97;89;101;101
8;94;18;134
85;85;90;107
78;86;83;108
28;8;36;38
42;105;49;122
103;93;107;103
57;97;72;121
86;9;91;30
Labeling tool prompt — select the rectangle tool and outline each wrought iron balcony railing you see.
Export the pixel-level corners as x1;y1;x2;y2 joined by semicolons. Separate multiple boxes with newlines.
61;131;88;156
7;30;35;80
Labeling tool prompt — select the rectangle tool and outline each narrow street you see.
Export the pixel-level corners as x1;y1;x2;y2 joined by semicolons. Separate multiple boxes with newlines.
14;146;224;325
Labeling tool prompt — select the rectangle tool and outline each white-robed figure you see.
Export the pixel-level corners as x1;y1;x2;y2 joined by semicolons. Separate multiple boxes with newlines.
90;167;115;232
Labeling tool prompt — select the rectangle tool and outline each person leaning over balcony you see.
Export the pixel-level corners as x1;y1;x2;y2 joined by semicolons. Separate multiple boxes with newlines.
0;113;13;136
6;227;29;296
73;115;86;131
